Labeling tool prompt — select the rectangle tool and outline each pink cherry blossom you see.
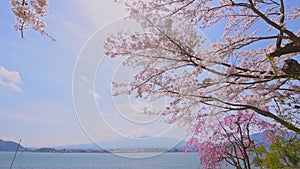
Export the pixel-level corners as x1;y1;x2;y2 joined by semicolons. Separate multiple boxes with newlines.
187;111;276;169
10;0;52;39
106;0;300;133
104;0;300;167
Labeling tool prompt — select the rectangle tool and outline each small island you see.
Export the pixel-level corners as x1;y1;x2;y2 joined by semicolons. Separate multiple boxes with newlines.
0;139;192;153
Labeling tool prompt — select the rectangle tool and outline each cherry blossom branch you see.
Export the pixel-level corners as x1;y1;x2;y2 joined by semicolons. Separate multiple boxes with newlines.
247;0;300;44
215;35;288;54
165;0;195;17
146;78;299;133
276;0;285;49
171;90;300;133
106;0;300;136
226;103;300;133
269;42;300;57
10;0;54;40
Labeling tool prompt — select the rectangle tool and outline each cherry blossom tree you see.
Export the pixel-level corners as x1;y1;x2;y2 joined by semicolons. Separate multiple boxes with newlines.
186;111;275;169
105;0;300;134
9;0;53;40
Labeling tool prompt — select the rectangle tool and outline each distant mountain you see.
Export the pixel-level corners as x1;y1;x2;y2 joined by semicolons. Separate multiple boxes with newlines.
0;139;25;151
4;131;289;153
56;137;187;151
98;136;187;150
251;130;299;145
55;142;103;150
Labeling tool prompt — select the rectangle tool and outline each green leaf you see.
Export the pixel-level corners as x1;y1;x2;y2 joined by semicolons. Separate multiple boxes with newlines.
252;145;266;155
266;54;278;76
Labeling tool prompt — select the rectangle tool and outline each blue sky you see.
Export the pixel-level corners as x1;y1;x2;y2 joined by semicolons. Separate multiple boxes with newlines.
0;0;187;148
0;0;129;147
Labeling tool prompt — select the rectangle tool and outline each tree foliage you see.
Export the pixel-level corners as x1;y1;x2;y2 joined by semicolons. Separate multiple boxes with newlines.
252;132;300;169
105;0;300;133
104;0;300;168
186;111;276;169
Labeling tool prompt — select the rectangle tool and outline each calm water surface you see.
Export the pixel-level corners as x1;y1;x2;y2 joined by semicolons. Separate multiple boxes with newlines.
0;152;200;169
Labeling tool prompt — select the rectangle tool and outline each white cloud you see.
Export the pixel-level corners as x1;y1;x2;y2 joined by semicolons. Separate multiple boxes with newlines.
88;89;100;99
0;66;22;92
75;0;128;28
80;75;91;83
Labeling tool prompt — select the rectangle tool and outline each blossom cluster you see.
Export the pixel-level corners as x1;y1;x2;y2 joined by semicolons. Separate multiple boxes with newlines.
187;111;276;168
105;0;300;167
10;0;48;37
105;0;300;133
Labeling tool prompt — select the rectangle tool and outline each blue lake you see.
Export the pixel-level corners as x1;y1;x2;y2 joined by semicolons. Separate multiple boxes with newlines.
0;152;200;169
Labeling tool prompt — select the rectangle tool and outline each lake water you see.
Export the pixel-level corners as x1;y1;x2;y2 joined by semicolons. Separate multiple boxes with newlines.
0;152;200;169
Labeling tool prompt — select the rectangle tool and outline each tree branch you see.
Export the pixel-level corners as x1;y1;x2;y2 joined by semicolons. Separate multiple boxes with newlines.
247;0;300;44
269;42;300;57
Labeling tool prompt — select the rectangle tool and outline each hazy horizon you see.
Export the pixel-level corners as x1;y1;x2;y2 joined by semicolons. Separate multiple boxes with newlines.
1;0;224;148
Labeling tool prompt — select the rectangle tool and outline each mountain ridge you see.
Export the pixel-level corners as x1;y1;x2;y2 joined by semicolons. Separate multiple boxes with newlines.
55;136;187;151
3;131;292;152
0;139;25;151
